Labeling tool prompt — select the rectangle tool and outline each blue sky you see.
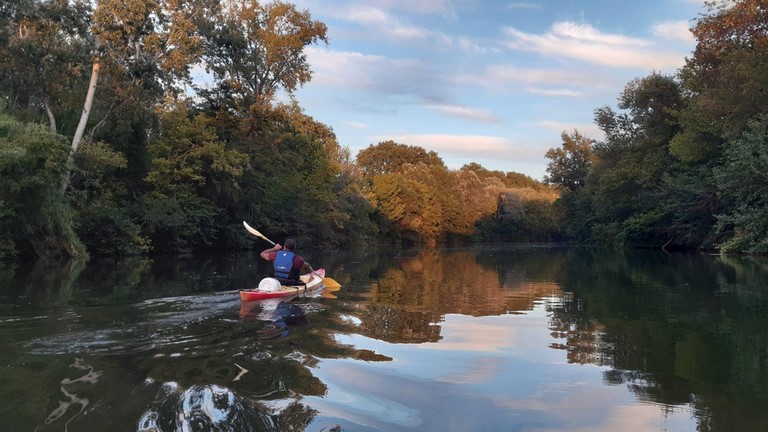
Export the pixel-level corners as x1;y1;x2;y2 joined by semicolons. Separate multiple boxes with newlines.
288;0;706;180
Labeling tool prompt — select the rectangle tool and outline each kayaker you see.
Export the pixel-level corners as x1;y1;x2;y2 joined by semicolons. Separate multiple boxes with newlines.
260;239;312;282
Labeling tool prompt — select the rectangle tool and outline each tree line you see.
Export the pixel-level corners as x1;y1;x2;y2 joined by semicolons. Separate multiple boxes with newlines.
3;0;764;261
544;0;768;253
0;0;558;261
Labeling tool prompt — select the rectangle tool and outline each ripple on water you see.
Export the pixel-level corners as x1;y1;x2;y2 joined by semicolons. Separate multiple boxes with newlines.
22;292;242;356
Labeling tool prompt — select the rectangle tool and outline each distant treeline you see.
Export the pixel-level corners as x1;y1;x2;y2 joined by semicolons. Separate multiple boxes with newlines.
0;0;558;260
1;0;765;260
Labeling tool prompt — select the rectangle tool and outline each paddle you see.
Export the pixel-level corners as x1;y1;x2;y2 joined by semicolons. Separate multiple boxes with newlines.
242;221;276;246
242;221;341;289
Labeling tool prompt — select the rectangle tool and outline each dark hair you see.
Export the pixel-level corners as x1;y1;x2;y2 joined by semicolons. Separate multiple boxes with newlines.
284;239;297;251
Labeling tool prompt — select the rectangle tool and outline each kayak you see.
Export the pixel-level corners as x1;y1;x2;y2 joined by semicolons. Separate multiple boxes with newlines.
240;268;325;301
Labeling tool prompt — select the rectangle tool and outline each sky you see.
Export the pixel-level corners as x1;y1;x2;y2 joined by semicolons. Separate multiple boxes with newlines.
286;0;707;181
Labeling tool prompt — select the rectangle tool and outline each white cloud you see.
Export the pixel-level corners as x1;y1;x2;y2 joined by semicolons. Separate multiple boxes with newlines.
502;21;685;70
434;34;501;54
526;88;584;97
369;0;458;19
452;65;609;96
371;133;542;161
652;20;694;43
551;22;650;47
342;6;432;41
306;47;436;97
427;104;503;124
342;121;369;129
336;5;495;54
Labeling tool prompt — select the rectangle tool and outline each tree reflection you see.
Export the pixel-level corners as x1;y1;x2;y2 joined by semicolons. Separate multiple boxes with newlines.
344;246;768;432
546;249;768;432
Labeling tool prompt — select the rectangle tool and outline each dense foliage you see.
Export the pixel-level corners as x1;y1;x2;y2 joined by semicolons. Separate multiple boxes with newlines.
0;0;558;261
545;0;768;253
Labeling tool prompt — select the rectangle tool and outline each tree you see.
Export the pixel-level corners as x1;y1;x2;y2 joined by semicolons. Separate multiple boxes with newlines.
588;74;687;247
450;169;505;236
671;0;768;164
714;115;768;253
0;114;83;259
356;140;444;180
198;0;328;110
371;174;406;223
0;0;91;132
544;130;594;192
142;100;248;252
60;0;205;194
276;101;351;171
680;0;768;139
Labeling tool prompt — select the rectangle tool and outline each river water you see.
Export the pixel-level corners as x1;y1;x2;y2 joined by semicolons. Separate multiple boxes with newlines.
1;245;766;431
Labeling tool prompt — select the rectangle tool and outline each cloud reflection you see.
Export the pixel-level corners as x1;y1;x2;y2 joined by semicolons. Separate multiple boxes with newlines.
312;310;697;431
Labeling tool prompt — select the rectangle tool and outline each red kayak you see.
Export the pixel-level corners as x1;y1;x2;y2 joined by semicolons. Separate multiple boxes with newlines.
240;269;325;301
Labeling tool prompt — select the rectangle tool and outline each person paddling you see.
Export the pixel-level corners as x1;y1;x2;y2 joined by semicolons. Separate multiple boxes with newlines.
260;239;312;282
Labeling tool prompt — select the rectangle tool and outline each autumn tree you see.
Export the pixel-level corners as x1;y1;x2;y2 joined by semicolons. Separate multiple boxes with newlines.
680;0;768;139
451;168;506;236
198;0;328;110
356;140;445;180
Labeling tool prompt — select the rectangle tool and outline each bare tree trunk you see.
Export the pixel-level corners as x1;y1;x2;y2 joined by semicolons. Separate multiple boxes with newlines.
60;58;100;195
43;95;57;133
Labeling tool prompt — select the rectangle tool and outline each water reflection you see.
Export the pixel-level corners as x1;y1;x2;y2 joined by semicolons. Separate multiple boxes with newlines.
136;382;293;432
1;246;768;431
43;358;101;430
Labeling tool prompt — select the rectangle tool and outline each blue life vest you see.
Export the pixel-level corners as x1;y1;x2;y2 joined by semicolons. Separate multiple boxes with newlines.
274;251;296;279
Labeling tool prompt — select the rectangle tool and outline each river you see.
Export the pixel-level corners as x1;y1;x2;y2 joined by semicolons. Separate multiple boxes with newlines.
1;245;766;431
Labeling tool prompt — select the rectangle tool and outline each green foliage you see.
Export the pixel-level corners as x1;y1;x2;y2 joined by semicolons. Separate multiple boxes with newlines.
0;0;92;129
477;198;562;243
143;101;248;253
544;130;594;192
69;139;147;255
142;194;218;253
553;74;696;249
548;3;768;253
0;114;84;259
714;116;768;253
147;103;248;196
75;201;148;256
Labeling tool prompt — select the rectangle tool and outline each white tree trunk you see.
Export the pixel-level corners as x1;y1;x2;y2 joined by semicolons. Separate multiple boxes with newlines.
60;59;100;195
43;95;57;133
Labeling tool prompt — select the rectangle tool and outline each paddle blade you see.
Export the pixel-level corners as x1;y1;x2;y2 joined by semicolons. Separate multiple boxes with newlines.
322;277;341;289
242;221;275;245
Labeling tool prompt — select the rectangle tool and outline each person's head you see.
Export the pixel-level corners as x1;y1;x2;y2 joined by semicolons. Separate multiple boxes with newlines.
284;239;297;251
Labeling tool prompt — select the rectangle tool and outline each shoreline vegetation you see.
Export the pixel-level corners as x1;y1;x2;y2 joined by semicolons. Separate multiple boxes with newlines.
1;0;767;262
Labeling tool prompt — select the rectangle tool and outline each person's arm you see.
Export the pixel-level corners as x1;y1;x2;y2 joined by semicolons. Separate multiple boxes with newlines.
260;243;282;261
300;259;314;275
